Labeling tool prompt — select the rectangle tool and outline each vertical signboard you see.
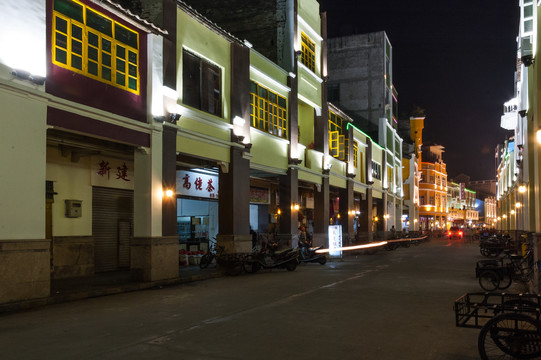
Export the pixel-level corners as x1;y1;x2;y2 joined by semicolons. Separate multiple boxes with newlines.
328;225;342;257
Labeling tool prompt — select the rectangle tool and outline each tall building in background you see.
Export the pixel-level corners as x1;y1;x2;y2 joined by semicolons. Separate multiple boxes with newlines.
327;31;396;137
326;31;403;236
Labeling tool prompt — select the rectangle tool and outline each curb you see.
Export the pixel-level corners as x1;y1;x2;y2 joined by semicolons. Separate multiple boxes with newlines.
0;270;223;316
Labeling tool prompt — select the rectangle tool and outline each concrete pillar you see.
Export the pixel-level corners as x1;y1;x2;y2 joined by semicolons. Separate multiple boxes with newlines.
132;126;178;282
278;168;299;247
216;41;252;254
217;145;251;253
359;189;373;242
313;176;330;247
0;89;49;304
339;179;355;245
162;125;177;237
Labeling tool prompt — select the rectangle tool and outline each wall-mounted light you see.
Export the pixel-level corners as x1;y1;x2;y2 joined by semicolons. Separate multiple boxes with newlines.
12;69;45;85
510;210;515;215
169;113;181;124
291;203;300;211
337;213;341;219
277;208;282;215
515;202;521;208
518;185;527;193
521;54;534;67
162;189;174;198
537;127;541;144
374;216;379;222
233;116;246;142
503;214;507;219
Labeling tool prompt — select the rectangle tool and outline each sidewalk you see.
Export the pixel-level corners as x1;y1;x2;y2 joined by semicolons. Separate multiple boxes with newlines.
0;266;222;315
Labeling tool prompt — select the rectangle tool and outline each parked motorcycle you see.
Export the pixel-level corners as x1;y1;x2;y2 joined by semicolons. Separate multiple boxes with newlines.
243;240;299;273
297;236;327;265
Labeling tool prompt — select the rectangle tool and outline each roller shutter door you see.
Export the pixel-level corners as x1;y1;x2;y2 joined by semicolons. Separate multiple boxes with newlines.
92;187;133;272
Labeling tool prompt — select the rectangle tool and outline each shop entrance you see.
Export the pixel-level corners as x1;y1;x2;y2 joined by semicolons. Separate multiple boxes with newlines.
177;198;218;250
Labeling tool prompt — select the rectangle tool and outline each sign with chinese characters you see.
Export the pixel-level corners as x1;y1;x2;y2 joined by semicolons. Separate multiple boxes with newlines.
176;170;219;199
91;156;134;190
250;187;269;204
460;183;465;200
328;225;342;257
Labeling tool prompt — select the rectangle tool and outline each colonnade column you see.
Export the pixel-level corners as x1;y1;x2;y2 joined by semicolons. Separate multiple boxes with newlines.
313;177;330;248
359;189;373;242
278;168;299;247
339;179;354;245
132;125;178;282
218;145;251;253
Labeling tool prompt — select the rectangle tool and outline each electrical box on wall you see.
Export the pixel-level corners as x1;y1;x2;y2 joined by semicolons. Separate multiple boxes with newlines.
65;200;82;218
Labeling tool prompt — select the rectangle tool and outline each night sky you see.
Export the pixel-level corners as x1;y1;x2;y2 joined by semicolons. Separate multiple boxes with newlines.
319;0;519;180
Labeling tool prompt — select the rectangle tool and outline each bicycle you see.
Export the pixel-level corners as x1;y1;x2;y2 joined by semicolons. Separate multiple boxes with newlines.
199;238;221;269
454;292;541;359
477;246;534;291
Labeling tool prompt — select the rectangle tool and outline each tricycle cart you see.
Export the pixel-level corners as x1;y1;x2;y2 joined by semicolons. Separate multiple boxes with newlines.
454;292;541;359
476;258;514;291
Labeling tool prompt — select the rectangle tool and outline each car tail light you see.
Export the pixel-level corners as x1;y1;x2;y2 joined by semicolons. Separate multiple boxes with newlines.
448;232;451;236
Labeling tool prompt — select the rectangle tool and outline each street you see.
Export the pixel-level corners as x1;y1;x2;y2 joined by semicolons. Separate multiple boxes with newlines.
0;237;518;360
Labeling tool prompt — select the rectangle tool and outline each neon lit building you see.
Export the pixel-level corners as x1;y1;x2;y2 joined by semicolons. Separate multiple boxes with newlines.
418;144;448;230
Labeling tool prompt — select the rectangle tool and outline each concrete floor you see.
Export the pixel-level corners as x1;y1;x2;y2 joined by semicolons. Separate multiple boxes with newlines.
0;237;526;359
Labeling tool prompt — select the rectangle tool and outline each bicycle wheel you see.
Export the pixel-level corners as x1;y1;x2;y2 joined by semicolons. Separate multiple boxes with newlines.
478;313;541;360
481;247;491;257
498;272;513;290
199;253;213;269
479;270;500;291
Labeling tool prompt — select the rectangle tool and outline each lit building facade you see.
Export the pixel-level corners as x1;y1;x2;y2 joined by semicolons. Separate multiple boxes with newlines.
418;145;448;230
0;0;171;304
401;116;424;231
447;182;479;227
0;0;410;307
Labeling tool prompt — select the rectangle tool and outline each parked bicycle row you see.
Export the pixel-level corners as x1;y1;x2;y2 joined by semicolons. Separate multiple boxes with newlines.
454;232;540;359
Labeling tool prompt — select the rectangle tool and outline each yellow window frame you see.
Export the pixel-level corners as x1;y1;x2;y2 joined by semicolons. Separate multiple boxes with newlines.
328;111;346;160
52;0;140;94
250;82;288;139
300;32;316;72
353;141;358;168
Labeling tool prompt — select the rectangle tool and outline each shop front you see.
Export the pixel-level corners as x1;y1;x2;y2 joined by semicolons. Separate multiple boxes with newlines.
176;169;219;253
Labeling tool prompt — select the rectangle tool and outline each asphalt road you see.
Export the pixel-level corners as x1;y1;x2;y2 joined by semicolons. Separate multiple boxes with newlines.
1;237;519;360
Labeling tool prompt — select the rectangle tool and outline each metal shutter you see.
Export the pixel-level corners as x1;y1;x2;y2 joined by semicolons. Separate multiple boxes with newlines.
92;187;133;272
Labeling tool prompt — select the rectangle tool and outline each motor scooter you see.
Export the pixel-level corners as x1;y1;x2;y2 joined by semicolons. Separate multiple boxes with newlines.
297;235;327;265
243;240;299;273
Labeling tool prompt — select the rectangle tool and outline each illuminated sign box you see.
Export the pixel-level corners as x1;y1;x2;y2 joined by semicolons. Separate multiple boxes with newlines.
176;170;219;199
328;225;342;257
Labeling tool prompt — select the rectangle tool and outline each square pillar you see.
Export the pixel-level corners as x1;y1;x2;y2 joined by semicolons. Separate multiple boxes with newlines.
339;179;355;245
278;168;299;248
132;127;178;281
313;177;330;247
218;146;251;253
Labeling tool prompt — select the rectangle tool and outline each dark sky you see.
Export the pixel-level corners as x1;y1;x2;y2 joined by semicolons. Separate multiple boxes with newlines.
319;0;519;180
